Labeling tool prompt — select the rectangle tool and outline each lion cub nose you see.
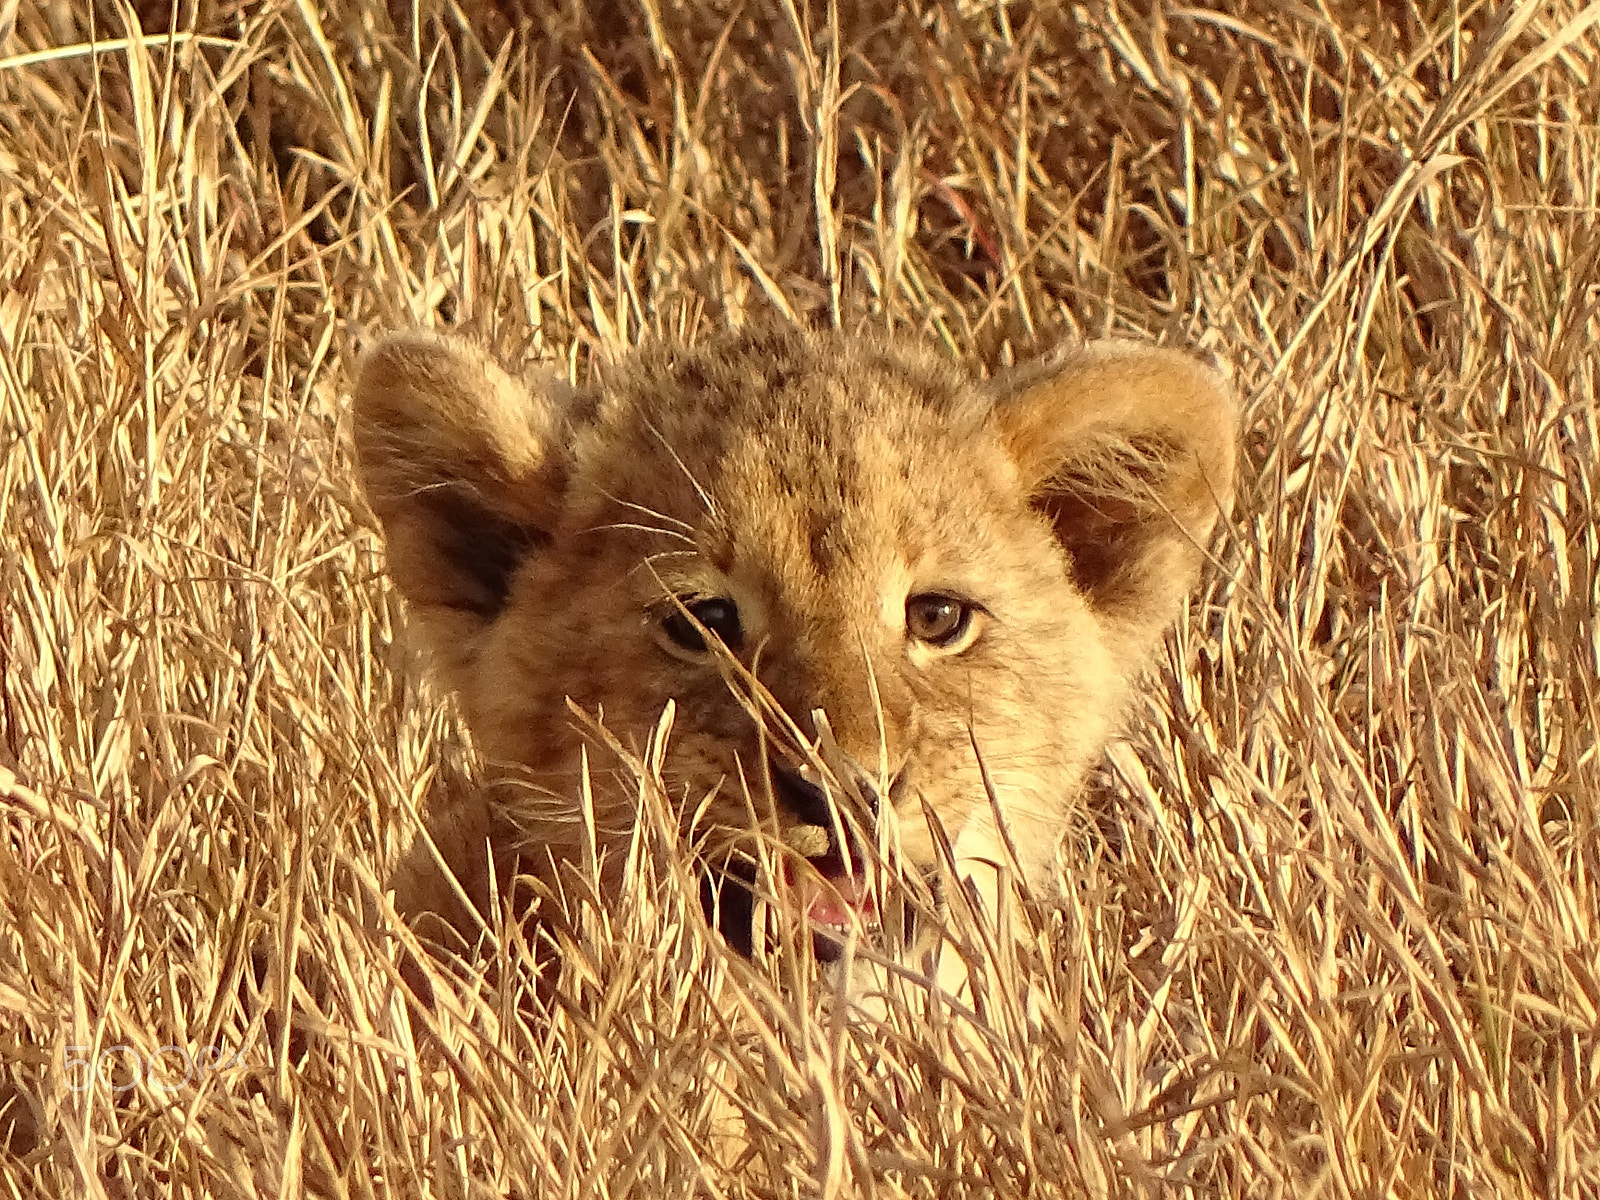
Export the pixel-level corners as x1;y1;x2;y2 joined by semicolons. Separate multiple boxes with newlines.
772;767;835;829
772;763;899;855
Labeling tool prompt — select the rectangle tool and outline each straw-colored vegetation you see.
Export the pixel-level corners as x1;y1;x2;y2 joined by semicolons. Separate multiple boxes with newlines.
2;0;1598;1194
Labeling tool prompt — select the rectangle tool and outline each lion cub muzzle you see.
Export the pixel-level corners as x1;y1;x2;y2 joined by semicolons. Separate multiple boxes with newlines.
705;760;897;962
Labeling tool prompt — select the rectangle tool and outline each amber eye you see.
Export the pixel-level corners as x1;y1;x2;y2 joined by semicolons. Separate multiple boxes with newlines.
906;594;975;648
662;598;743;654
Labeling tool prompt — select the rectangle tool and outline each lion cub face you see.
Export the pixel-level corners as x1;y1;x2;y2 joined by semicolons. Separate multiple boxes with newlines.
353;325;1235;952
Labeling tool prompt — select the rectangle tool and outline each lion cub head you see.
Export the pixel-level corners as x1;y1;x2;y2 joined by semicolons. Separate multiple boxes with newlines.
353;325;1235;956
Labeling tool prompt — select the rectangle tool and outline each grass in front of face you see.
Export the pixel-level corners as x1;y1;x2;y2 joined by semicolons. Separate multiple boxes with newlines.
1;1;1597;1196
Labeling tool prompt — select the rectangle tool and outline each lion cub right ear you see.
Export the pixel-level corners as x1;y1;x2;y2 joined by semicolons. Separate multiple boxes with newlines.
352;332;571;673
990;340;1237;659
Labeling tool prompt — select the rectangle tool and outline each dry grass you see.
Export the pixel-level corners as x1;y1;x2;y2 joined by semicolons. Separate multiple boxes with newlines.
2;0;1599;1195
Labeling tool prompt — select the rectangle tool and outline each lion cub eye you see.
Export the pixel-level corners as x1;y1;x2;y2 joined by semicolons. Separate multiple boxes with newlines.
661;597;743;655
905;594;979;650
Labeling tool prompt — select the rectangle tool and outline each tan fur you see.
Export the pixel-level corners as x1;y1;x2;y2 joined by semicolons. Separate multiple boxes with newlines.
351;324;1236;964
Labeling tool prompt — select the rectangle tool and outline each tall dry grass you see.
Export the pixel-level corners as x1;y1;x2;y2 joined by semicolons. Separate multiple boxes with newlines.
1;0;1598;1195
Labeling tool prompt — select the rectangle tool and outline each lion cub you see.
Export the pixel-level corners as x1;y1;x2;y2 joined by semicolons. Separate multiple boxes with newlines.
352;324;1235;965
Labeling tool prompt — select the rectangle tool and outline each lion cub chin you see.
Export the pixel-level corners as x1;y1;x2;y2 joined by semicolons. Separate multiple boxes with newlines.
352;323;1236;978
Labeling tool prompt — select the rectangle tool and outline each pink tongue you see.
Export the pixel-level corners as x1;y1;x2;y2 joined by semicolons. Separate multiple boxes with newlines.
804;863;876;930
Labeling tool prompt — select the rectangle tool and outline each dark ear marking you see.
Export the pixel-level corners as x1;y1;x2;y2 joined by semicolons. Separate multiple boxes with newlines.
990;340;1237;639
425;488;546;615
1036;431;1186;603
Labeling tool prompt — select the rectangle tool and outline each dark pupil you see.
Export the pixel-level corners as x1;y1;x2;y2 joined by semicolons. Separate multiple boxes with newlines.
912;598;960;640
665;598;741;652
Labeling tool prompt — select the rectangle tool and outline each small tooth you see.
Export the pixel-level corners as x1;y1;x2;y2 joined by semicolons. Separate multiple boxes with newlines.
782;824;831;858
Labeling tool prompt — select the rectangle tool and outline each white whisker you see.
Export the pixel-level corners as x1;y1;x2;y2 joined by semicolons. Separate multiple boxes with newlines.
644;418;718;519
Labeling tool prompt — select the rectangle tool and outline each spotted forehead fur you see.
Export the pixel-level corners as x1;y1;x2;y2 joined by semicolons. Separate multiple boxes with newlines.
564;327;1014;594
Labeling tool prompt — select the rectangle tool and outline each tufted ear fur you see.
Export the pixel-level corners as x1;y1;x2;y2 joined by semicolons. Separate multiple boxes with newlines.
351;332;572;686
991;340;1238;652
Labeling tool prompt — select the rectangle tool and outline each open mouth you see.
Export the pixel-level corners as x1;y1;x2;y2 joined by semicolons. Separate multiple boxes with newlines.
699;845;880;963
699;766;883;961
789;850;880;963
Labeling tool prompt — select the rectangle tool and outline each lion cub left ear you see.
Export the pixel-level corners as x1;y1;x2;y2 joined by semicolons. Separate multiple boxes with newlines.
991;340;1238;649
352;332;574;685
